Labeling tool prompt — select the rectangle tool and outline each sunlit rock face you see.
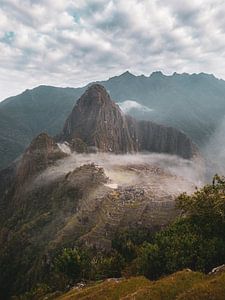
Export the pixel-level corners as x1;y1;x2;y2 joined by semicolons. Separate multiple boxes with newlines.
60;84;197;159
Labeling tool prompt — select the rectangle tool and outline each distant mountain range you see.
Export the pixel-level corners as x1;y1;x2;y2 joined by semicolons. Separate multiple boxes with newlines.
1;71;225;169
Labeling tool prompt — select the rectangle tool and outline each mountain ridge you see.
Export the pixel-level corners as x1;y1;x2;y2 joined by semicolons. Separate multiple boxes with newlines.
60;84;196;158
1;71;225;169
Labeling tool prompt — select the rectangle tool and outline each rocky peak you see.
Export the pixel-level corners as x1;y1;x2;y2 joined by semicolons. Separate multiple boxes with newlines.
79;84;111;107
61;84;137;153
28;132;57;152
60;84;197;158
16;133;67;186
119;70;135;78
150;71;164;77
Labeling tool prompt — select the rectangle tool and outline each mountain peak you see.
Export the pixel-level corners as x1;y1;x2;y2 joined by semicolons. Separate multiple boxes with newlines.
61;84;137;153
60;86;197;158
16;133;67;186
80;84;111;107
150;71;164;77
119;71;135;78
28;132;56;152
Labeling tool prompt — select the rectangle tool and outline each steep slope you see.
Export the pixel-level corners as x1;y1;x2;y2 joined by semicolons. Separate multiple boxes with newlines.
1;71;225;169
0;85;84;169
0;133;67;224
15;133;67;187
61;84;137;153
60;84;196;159
101;71;225;145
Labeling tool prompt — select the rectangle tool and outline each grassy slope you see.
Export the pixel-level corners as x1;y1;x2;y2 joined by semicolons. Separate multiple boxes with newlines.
56;270;225;300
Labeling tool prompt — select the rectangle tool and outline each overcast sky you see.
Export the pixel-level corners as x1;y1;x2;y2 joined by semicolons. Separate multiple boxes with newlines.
0;0;225;100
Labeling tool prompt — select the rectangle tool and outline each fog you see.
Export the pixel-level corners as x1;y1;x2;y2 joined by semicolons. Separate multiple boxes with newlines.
117;100;153;114
35;151;205;196
204;117;225;179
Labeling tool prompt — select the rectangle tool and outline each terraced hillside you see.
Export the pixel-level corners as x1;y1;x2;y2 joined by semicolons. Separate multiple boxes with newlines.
0;132;201;297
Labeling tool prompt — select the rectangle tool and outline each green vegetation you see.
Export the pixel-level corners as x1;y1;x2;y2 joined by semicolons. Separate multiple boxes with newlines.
177;272;225;300
136;175;225;279
5;175;225;299
57;276;150;300
54;270;225;300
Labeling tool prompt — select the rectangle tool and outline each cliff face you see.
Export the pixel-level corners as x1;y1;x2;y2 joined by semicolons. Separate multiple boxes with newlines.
136;121;195;159
61;84;137;153
61;84;197;159
16;133;67;187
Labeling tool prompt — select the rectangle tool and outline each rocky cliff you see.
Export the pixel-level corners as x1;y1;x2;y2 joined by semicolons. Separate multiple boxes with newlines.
16;132;67;187
61;84;137;153
61;84;197;159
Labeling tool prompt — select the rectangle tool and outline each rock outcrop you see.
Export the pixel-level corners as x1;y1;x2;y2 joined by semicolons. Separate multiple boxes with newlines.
16;132;67;186
60;84;197;159
136;120;195;159
61;84;137;153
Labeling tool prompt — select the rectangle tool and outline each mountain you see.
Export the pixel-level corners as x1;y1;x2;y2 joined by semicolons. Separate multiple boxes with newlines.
1;71;225;169
0;86;84;169
60;84;196;159
0;85;202;298
60;84;138;153
0;138;181;298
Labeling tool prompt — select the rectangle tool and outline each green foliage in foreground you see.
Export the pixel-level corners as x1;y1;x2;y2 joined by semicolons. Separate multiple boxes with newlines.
136;175;225;279
17;175;225;298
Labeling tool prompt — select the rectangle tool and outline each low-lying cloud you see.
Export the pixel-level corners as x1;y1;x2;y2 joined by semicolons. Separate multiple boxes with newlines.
118;100;153;114
35;152;205;197
204;117;225;179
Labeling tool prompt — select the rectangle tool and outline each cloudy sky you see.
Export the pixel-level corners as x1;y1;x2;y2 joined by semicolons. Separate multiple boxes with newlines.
0;0;225;100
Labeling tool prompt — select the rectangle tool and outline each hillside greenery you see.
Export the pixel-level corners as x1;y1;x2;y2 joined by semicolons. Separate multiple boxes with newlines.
13;175;225;299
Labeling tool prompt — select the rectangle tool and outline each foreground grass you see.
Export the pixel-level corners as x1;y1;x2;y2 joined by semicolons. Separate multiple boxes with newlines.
177;272;225;300
55;269;225;300
56;277;150;300
122;270;204;300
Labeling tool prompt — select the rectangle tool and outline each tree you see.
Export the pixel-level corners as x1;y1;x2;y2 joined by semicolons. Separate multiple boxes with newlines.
53;248;90;283
136;176;225;279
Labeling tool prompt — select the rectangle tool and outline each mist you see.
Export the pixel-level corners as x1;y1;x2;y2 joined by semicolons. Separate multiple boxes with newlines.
203;117;225;179
35;151;205;197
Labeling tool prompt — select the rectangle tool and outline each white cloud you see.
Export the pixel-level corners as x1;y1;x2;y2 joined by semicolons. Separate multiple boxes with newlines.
0;0;225;100
118;100;153;114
